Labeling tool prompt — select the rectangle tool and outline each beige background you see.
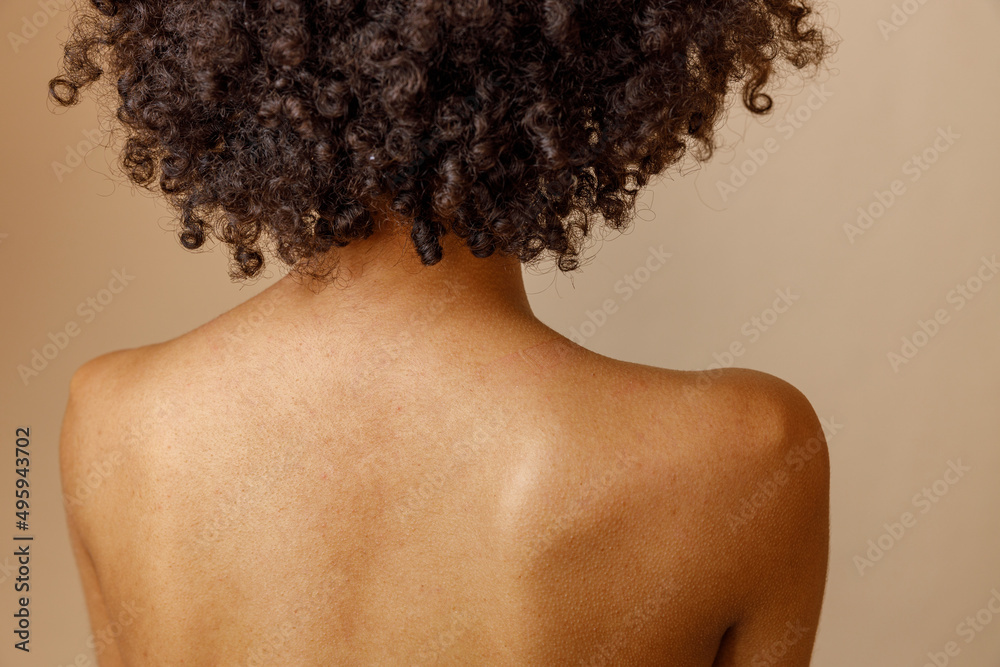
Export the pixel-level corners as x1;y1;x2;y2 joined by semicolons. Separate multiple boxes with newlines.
2;0;999;665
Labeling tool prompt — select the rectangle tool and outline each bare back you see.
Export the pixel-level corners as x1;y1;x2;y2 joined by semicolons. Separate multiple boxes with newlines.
60;287;829;666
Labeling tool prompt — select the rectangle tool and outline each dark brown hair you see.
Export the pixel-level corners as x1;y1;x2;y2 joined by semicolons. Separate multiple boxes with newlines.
50;0;833;281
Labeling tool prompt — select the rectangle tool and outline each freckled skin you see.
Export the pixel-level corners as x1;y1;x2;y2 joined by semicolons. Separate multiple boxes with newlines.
59;221;829;666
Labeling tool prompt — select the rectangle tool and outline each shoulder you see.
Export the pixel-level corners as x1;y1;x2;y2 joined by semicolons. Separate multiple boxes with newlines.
63;346;156;438
58;299;274;500
675;366;826;438
514;352;831;548
62;335;203;453
600;363;830;595
652;366;830;650
581;359;828;476
60;344;178;519
626;364;831;637
61;345;156;464
67;346;150;400
647;365;830;542
695;367;831;545
532;349;829;489
506;360;829;656
63;305;235;428
64;342;176;420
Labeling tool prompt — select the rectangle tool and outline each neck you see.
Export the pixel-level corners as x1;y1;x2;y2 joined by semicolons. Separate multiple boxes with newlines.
267;211;543;341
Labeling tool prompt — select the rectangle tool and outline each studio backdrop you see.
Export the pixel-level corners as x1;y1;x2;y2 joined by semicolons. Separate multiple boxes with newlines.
1;1;998;665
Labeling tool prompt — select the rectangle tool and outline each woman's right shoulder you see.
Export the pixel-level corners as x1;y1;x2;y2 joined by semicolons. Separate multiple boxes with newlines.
515;335;825;462
597;357;825;458
614;361;830;515
509;355;830;659
635;364;830;664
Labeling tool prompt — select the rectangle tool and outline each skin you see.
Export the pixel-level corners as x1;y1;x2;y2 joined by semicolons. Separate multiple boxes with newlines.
59;208;830;666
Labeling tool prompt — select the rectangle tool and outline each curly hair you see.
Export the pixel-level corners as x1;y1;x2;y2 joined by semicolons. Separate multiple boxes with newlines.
50;0;833;281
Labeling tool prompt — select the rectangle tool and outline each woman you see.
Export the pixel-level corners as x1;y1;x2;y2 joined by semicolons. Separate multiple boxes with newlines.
53;1;834;664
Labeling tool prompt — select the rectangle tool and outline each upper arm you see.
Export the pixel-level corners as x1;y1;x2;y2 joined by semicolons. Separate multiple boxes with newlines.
65;512;125;667
61;353;132;666
708;369;830;666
